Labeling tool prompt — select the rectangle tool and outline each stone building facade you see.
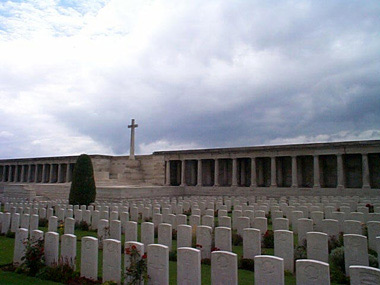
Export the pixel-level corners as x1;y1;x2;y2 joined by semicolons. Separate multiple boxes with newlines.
0;140;379;200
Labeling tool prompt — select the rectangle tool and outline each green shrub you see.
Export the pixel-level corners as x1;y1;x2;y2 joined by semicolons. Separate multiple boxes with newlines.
36;262;79;283
68;154;96;206
169;250;177;261
19;238;45;276
329;246;349;283
328;234;343;253
294;245;307;261
232;232;243;246
263;230;274;248
239;258;255;271
172;229;177;240
75;220;90;231
39;218;48;227
369;254;379;268
6;230;15;238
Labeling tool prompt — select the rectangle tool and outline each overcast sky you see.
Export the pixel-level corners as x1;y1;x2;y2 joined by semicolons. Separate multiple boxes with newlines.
0;0;379;159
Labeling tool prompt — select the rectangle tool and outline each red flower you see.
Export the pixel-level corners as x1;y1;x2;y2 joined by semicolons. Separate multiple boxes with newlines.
196;244;203;248
131;245;137;250
142;254;147;259
125;248;131;255
211;247;220;252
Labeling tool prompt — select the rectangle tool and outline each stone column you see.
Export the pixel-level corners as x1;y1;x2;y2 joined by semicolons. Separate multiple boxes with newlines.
362;153;370;189
214;159;219;186
1;165;6;182
66;164;70;183
337;154;344;189
180;160;186;186
27;164;32;182
41;164;46;183
8;165;12;182
34;165;38;183
241;160;246;186
250;157;257;187
232;158;238;186
57;164;62;183
197;160;202;186
165;161;170;186
270;157;277;187
20;165;25;182
292;156;298;188
14;165;19;182
313;155;320;188
49;164;54;183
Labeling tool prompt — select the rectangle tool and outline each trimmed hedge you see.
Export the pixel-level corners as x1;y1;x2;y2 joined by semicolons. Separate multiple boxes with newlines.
68;154;96;206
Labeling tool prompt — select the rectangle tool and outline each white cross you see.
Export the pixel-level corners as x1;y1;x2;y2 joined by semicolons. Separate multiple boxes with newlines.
128;119;138;160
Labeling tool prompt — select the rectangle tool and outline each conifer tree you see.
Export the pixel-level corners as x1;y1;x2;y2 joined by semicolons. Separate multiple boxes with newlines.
69;154;96;205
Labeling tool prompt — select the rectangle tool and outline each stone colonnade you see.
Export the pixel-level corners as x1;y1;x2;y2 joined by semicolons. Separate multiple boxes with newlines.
164;152;380;189
0;162;75;184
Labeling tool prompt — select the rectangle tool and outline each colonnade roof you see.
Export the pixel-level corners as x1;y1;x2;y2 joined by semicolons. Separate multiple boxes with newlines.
153;140;380;156
0;154;113;163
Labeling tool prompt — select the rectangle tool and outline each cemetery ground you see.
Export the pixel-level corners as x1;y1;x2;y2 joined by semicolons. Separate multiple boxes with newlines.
1;215;351;285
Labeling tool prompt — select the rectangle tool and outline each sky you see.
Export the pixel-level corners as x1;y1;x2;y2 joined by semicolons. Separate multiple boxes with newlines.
0;0;380;159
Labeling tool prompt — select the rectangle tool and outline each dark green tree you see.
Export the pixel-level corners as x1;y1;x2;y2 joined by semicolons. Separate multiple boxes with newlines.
69;154;96;205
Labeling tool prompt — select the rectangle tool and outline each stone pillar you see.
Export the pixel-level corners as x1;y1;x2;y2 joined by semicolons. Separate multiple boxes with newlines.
292;156;298;188
165;161;170;186
251;157;257;187
21;165;25;182
14;165;19;182
34;165;38;183
57;164;62;183
337;154;344;189
66;164;70;183
49;164;54;183
180;160;186;186
362;153;370;189
232;158;238;186
41;164;45;183
313;155;320;188
27;164;32;182
8;165;12;182
271;157;277;187
197;160;202;186
214;159;219;186
241;160;246;186
2;165;6;182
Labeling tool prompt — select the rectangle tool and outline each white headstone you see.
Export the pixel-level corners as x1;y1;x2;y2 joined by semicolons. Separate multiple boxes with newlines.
45;231;59;266
274;230;294;273
211;251;238;285
158;223;172;251
103;239;121;284
177;247;201;285
60;234;76;269
196;225;213;259
296;259;330;285
344;234;369;275
254;255;284;285
243;228;261;260
80;236;98;281
349;265;380;285
177;224;192;248
13;228;28;266
307;232;328;263
147;244;169;285
141;222;154;248
125;221;138;242
215;227;232;252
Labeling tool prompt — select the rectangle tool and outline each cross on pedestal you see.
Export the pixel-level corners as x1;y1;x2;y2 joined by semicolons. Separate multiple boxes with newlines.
128;119;138;160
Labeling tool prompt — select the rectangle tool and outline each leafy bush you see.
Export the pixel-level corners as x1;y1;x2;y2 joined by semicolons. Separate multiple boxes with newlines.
169;250;177;261
19;238;45;276
201;258;211;265
124;244;149;285
37;263;79;283
329;246;349;284
369;254;379;268
294;245;307;261
68;154;96;206
263;230;274;248
39;218;48;227
232;232;243;246
6;230;15;238
328;234;343;253
172;229;177;240
75;220;90;231
239;258;255;271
